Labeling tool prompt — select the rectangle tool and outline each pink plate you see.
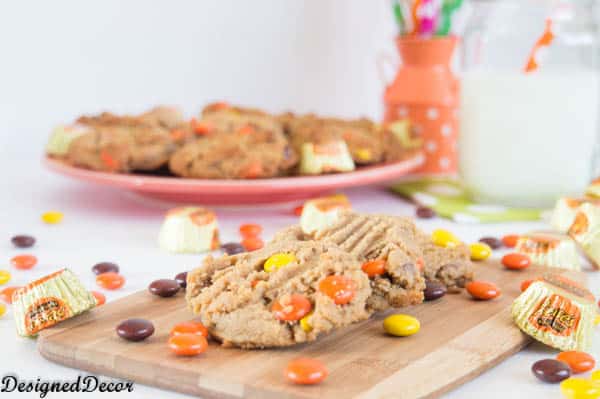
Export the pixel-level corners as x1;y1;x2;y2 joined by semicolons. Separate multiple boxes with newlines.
44;153;424;205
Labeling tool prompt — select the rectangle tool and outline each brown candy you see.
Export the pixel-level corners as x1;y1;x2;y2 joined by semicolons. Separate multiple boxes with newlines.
424;280;447;301
148;279;180;298
116;318;155;342
479;236;502;250
92;262;119;275
221;242;245;255
416;206;436;219
531;359;571;383
174;272;188;289
11;235;35;248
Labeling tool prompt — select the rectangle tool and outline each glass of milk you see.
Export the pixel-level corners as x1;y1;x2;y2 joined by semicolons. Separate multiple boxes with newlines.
459;0;599;207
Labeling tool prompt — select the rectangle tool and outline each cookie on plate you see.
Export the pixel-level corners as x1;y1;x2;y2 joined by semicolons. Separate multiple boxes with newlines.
382;119;423;162
57;107;189;172
195;102;284;137
169;127;297;179
186;239;371;348
281;114;385;167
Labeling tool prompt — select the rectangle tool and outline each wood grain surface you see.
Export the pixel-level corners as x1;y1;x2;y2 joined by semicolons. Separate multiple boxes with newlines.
38;261;583;399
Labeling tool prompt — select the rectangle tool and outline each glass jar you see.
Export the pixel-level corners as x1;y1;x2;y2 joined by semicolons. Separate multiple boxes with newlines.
459;0;599;207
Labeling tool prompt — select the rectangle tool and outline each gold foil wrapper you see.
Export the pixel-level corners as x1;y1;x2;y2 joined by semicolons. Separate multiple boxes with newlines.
511;274;595;351
515;233;581;271
586;178;600;198
12;269;96;337
568;202;600;269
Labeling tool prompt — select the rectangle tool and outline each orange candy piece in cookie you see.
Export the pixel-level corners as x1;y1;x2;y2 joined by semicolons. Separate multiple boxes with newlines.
241;162;264;179
361;260;386;277
96;272;125;290
168;333;208;356
319;275;357;305
242;236;264;251
237;125;255;135
170;320;209;338
100;150;120;171
285;358;328;385
191;118;213;135
272;294;312;321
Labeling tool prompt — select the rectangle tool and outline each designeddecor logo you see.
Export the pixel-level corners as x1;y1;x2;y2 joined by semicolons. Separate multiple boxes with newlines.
1;375;134;398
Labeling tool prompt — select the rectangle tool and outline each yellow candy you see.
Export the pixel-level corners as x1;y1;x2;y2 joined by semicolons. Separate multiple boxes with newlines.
0;303;5;318
42;211;64;224
560;378;600;399
0;270;10;285
591;370;600;383
595;315;600;326
300;311;313;333
355;148;372;162
469;243;491;261
431;229;460;248
264;253;296;273
383;314;420;337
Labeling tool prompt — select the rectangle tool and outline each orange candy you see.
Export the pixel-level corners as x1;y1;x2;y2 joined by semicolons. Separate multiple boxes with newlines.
502;234;519;248
241;162;264;179
293;205;303;216
466;281;501;300
319;275;357;305
11;254;38;270
284;358;328;385
557;351;595;374
92;291;106;306
0;286;22;304
170;321;209;338
168;333;208;356
502;253;531;270
239;223;263;238
361;260;386;277
272;294;312;321
242;237;264;251
520;279;534;292
96;272;125;290
237;125;255;135
191;118;212;135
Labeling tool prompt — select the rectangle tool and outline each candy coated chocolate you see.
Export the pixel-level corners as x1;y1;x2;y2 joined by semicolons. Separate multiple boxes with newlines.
531;359;571;383
479;236;502;250
175;272;188;289
116;318;154;341
416;206;436;219
424;280;447;301
148;279;180;298
11;235;35;248
221;242;245;255
92;262;119;275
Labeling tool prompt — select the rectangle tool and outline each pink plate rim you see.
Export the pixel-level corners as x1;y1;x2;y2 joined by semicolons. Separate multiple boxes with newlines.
43;152;425;194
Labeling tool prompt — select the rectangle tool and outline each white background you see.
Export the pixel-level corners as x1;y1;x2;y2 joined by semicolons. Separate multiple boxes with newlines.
0;1;597;398
0;0;405;157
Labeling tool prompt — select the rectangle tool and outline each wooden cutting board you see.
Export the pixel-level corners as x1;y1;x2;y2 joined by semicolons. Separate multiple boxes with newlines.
38;261;583;399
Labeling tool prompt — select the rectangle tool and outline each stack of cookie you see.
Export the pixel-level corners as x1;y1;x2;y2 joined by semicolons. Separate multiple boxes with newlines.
185;211;473;348
47;103;422;179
